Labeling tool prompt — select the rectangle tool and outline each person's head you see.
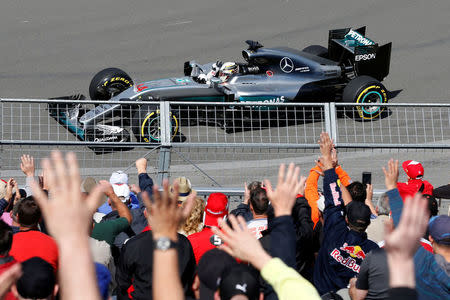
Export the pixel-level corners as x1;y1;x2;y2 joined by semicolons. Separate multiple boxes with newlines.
204;193;229;227
171;177;195;205
0;220;13;256
0;180;6;200
196;249;237;300
215;264;261;300
345;201;371;232
247;181;261;193
17;197;41;228
180;196;205;235
346;182;367;203
376;193;390;216
219;62;238;82
428;215;450;259
12;257;58;300
249;187;269;216
402;160;424;180
110;183;130;205
423;194;438;217
109;170;128;185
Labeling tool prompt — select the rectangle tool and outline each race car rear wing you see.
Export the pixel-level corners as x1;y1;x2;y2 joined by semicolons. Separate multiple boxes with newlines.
327;26;392;81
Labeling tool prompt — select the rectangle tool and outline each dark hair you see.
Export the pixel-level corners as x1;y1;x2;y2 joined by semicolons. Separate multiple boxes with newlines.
424;194;438;216
247;181;262;192
0;220;13;256
249;187;269;215
17;257;55;299
17;197;41;227
347;182;367;202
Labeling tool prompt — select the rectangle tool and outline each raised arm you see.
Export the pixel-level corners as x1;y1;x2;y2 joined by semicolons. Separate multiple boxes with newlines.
382;159;403;227
264;163;305;268
142;180;195;300
21;155;36;196
31;151;108;300
101;181;132;224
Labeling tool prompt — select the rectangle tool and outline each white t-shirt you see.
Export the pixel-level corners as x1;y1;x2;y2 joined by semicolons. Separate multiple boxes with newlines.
247;218;268;239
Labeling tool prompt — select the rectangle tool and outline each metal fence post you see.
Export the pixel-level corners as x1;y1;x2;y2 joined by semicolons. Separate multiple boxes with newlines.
157;146;171;185
329;102;338;144
159;101;171;146
156;101;172;185
324;102;332;136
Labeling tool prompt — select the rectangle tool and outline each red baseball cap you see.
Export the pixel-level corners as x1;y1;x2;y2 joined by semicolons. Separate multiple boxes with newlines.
204;193;228;227
402;160;424;179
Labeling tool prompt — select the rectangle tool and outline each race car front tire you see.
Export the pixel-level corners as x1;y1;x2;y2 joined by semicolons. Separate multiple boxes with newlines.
342;76;388;120
302;45;329;58
132;106;179;143
89;68;134;100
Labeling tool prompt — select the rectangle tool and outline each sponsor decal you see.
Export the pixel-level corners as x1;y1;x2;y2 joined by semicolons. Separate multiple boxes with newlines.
355;53;376;61
94;136;119;142
175;78;190;84
330;248;361;273
257;96;285;104
340;243;366;259
103;77;131;87
210;234;223;246
280;57;294;73
266;70;274;77
295;66;310;73
136;83;148;92
344;29;375;46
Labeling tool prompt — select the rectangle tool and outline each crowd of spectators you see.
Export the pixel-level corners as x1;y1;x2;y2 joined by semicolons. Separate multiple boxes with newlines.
0;132;448;300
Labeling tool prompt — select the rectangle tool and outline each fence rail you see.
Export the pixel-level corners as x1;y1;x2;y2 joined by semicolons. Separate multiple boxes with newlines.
1;98;449;148
1;98;449;193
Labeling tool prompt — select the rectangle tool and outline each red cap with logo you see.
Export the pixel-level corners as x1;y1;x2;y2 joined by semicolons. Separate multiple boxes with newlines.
204;193;228;227
402;160;424;179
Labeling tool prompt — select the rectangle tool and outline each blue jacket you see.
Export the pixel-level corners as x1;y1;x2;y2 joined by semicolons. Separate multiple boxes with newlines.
313;169;378;295
387;188;450;300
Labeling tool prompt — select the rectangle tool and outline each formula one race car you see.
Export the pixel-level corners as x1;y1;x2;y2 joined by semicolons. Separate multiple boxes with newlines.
49;26;392;144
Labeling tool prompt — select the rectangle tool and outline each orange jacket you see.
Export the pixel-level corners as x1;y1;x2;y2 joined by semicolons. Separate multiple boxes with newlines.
305;165;352;227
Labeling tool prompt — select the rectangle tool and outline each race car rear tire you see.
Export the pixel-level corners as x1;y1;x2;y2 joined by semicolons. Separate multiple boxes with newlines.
302;45;328;58
89;68;134;100
342;76;388;120
132;106;179;143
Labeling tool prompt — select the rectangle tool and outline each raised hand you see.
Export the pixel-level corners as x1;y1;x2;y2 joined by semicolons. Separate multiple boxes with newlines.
141;179;196;241
31;151;108;240
264;163;304;217
384;193;429;287
318;132;334;170
20;155;35;177
382;159;399;190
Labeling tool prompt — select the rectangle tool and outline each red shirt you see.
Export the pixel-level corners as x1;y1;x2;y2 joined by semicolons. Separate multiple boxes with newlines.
187;227;216;264
10;230;59;271
397;179;434;200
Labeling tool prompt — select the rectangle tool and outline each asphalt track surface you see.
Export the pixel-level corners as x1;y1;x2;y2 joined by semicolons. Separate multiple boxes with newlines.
1;0;449;206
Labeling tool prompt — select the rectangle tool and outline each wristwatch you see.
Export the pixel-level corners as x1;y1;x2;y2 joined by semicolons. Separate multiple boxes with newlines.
153;237;177;251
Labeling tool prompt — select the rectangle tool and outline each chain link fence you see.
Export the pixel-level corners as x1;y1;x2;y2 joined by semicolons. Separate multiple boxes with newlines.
1;99;449;207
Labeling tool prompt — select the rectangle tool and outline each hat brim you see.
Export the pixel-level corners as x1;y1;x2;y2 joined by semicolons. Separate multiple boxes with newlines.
175;189;196;202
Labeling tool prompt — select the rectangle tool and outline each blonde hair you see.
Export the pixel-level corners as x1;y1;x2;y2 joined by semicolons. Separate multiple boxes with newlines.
179;197;205;236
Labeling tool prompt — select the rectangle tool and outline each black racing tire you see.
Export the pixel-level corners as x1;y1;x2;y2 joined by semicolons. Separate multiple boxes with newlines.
302;45;329;58
342;76;388;120
131;105;179;143
89;68;134;100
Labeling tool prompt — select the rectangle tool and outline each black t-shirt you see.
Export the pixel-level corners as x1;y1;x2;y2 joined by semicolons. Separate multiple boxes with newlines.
356;248;389;299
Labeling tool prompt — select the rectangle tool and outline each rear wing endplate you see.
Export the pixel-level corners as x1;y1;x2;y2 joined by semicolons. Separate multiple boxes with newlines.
327;26;392;81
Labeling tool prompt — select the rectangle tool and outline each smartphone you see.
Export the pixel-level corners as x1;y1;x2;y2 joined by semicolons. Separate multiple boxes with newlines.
362;172;372;185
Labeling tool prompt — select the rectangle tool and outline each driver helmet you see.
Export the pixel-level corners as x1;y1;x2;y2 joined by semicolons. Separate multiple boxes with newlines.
219;62;238;82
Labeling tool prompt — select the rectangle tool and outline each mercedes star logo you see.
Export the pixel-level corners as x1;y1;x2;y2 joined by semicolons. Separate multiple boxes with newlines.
280;57;294;73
